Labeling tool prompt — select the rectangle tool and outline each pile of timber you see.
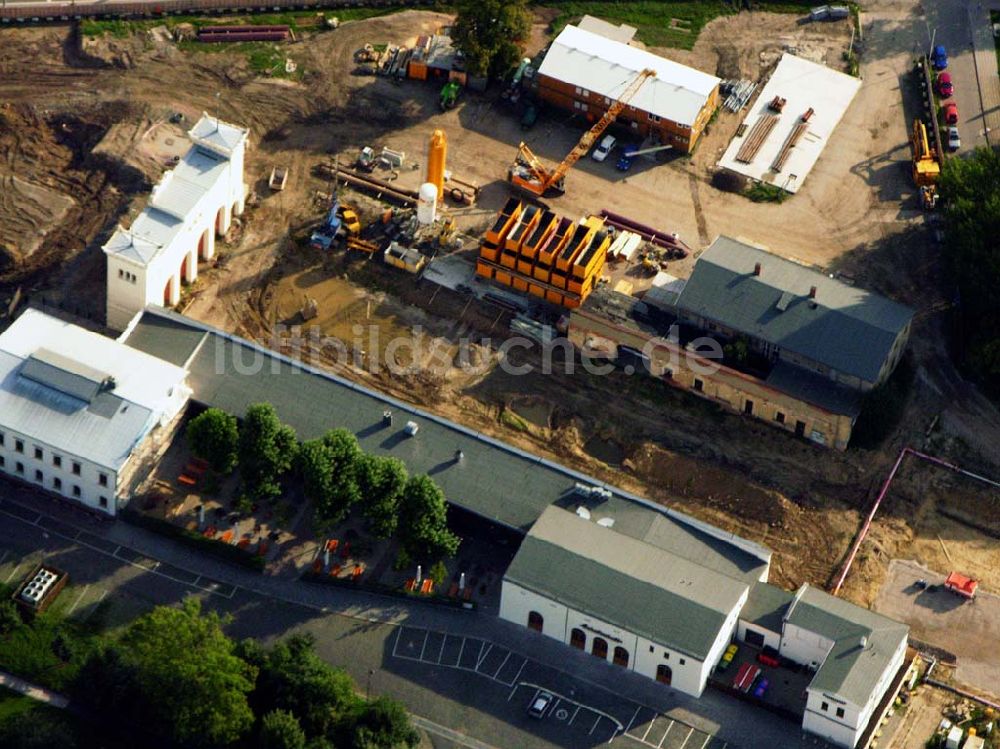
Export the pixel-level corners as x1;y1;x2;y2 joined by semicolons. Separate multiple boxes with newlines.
735;114;778;164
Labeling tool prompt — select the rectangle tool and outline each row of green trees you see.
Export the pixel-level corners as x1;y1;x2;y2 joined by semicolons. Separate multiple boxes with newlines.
75;598;419;749
187;405;460;563
939;148;1000;388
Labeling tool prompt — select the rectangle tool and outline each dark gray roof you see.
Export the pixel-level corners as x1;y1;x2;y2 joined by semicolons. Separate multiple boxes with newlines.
740;581;794;635
506;507;749;659
675;237;914;383
764;362;862;417
121;309;772;574
20;348;111;404
784;585;908;706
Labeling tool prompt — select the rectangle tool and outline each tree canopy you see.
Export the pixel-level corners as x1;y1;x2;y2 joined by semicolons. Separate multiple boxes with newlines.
187;407;239;473
300;429;363;526
356;454;408;539
398;475;460;562
259;709;308;749
239;403;298;499
452;0;531;79
91;598;257;748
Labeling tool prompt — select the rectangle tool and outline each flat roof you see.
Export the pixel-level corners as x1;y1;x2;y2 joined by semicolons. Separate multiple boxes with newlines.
506;507;750;659
740;581;795;635
0;309;188;469
577;15;637;44
539;25;720;127
717;54;861;193
121;308;772;572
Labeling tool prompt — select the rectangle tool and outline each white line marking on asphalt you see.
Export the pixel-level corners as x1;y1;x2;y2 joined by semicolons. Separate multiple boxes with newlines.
476;643;492;670
391;628;402;658
700;734;712;749
67;584;90;614
640;717;654;743
625;706;641;735
506;685;519;703
418;630;429;661
192;575;201;587
569;705;581;725
492;650;511;679
436;635;447;664
0;550;9;566
508;658;526;687
677;727;693;749
456;637;466;666
112;545;120;556
4;562;22;584
657;721;673;749
589;714;602;736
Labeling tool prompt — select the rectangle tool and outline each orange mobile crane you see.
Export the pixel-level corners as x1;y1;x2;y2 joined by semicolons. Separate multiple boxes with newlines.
910;119;940;210
508;68;656;197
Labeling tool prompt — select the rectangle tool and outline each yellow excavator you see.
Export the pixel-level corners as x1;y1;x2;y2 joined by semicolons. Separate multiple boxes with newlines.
508;68;656;197
910;119;940;210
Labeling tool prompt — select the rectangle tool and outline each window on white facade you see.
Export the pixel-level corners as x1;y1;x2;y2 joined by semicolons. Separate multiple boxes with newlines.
0;432;4;446
34;469;42;482
15;439;23;454
0;456;4;467
679;658;686;665
72;485;81;498
821;702;829;712
15;462;24;474
53;477;62;491
836;707;845;718
72;461;81;476
34;446;43;460
99;496;108;508
53;455;61;468
99;473;109;488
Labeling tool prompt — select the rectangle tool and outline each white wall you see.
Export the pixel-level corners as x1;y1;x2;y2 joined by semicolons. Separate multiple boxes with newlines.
499;580;569;642
779;622;834;667
0;427;121;516
107;258;150;331
803;702;863;748
737;621;781;651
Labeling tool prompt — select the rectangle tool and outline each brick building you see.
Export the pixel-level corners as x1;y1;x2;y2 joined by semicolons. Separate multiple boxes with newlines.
533;24;721;153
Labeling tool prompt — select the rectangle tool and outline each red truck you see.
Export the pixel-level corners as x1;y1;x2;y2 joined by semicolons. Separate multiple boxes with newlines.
944;571;978;600
732;662;761;693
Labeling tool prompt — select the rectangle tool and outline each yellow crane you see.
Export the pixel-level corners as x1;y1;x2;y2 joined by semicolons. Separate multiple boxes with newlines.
508;68;656;197
910;119;940;210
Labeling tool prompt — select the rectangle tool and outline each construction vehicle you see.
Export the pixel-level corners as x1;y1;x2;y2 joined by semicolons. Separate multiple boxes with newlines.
356;146;377;172
440;81;461;111
436;217;457;248
910;119;940;210
508;68;655;197
310;197;361;250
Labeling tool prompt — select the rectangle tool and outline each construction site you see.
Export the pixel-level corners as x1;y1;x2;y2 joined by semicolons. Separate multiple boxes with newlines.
1;1;1000;721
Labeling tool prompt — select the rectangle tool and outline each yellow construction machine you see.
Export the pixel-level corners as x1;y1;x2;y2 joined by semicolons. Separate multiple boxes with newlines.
910;119;940;210
508;69;655;197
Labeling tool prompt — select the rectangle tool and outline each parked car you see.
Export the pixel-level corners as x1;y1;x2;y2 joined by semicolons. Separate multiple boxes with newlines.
617;145;639;171
937;72;954;97
947;126;961;151
753;677;770;699
943;102;959;125
592;134;617;162
757;647;780;668
914;578;929;590
527;691;553;719
932;44;948;70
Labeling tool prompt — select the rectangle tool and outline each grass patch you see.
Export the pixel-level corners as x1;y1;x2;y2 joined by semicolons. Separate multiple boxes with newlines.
81;6;404;38
542;1;818;51
500;409;530;432
0;687;37;722
744;182;789;203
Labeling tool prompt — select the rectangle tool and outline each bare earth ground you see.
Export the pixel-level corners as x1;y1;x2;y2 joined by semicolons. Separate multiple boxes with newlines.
0;3;998;626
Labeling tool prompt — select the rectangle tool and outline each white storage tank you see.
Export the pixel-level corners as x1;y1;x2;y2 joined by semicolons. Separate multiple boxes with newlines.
417;182;438;225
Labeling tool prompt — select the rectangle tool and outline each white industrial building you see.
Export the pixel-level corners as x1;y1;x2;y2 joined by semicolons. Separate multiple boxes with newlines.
104;114;248;330
717;54;862;193
502;506;909;748
0;309;189;515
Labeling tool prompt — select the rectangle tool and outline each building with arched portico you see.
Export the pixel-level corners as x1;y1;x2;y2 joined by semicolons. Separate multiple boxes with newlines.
103;114;248;330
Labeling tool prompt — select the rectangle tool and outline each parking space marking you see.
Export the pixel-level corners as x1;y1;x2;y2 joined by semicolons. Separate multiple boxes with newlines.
0;549;9;566
656;722;672;749
492;650;511;679
625;706;642;734
679;728;694;749
514;681;623;744
67;583;90;615
4;561;23;584
418;630;430;660
0;506;237;599
509;657;526;687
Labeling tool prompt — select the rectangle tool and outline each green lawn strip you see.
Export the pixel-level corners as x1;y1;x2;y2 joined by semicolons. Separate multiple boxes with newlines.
541;1;819;51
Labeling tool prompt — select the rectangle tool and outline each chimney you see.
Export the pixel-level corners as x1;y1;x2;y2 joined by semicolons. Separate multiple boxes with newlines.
809;285;817;299
753;262;762;276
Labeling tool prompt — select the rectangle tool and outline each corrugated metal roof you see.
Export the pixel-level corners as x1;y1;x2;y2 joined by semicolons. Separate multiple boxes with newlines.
676;237;914;383
20;348;110;404
188;114;248;155
506;507;748;658
785;585;908;706
149;171;208;220
538;25;720;127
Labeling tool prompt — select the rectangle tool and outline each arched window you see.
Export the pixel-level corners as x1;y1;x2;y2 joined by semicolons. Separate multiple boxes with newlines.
570;628;586;650
656;664;672;685
527;611;544;633
591;637;608;659
613;646;629;668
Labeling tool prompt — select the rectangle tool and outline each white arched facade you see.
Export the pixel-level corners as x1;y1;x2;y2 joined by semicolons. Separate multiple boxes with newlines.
104;113;248;330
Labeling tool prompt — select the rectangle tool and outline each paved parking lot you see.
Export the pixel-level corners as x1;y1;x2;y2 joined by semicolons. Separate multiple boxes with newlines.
875;559;1000;694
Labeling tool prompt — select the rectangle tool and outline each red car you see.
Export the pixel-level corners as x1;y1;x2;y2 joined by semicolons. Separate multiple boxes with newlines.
937;72;954;98
943;102;959;125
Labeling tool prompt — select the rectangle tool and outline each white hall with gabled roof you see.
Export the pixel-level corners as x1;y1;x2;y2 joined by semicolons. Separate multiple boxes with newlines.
103;113;248;330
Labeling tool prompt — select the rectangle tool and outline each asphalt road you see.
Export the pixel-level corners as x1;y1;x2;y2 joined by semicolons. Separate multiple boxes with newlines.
920;0;1000;152
0;487;841;749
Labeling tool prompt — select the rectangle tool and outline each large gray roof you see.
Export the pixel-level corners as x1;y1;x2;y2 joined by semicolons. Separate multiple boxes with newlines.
785;585;908;707
506;507;749;659
740;581;795;635
675;237;914;383
121;309;771;575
